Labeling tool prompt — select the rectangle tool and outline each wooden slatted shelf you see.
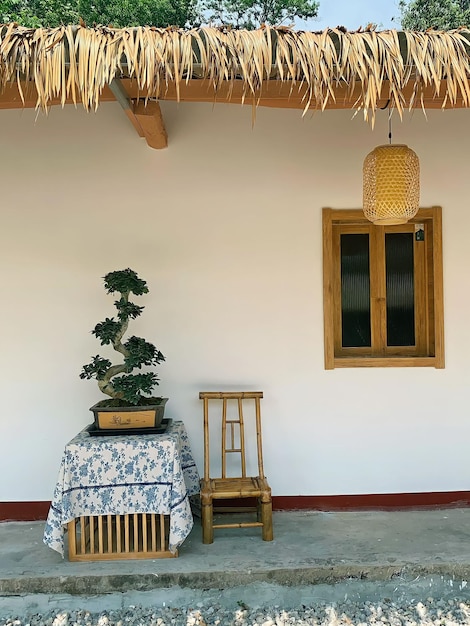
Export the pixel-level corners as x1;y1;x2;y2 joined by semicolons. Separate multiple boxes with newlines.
67;513;177;561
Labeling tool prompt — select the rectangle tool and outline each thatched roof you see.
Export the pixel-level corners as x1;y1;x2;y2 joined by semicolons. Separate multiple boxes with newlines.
1;23;470;123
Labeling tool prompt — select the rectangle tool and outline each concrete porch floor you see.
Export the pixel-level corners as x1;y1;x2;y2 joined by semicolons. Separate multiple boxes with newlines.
2;508;470;599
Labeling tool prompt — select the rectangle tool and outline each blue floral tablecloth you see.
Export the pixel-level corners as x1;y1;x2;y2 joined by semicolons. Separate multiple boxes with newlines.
43;420;200;557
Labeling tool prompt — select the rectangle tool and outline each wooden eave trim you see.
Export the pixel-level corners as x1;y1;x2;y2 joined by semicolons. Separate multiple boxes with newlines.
0;78;467;112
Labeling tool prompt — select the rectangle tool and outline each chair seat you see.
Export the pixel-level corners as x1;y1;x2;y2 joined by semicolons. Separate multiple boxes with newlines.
201;476;271;499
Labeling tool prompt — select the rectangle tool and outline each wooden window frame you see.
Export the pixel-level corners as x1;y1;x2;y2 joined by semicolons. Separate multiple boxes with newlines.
322;207;444;369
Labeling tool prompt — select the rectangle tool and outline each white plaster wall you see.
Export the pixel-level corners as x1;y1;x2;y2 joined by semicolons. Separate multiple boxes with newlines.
0;100;469;501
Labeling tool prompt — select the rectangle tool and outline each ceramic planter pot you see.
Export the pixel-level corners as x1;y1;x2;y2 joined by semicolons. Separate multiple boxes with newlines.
90;398;168;430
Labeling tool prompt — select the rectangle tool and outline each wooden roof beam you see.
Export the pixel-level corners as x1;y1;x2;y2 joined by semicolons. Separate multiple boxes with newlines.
108;79;168;150
133;100;168;149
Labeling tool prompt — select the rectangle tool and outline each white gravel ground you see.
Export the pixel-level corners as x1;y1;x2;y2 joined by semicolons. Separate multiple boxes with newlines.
3;576;470;626
4;597;470;626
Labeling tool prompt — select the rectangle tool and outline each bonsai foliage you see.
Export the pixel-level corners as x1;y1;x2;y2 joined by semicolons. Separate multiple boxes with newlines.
80;269;165;406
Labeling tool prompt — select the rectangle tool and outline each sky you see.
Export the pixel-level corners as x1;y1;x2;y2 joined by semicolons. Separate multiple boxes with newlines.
296;0;401;32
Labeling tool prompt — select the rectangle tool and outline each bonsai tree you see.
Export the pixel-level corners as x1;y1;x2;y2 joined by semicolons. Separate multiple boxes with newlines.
80;268;165;406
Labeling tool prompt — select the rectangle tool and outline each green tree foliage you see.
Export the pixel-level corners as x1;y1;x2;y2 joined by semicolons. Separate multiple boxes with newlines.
201;0;319;29
0;0;197;27
0;0;318;29
0;0;79;26
78;0;198;28
399;0;470;30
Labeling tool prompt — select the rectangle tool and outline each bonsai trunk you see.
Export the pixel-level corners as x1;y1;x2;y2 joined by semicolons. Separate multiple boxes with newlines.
98;293;130;400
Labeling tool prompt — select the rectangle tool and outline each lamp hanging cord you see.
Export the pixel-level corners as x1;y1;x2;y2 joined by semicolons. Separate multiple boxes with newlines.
379;98;392;144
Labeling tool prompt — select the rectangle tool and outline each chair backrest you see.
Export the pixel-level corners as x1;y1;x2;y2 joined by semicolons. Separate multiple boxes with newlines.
199;391;265;482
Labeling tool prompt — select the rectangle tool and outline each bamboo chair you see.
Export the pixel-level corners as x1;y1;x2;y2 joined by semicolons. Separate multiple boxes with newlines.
199;391;273;544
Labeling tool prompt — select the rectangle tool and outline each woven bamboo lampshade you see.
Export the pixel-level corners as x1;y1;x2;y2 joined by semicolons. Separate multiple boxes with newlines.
363;144;420;225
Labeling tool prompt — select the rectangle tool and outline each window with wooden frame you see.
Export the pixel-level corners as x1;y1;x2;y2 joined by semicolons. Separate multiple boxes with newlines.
322;207;444;369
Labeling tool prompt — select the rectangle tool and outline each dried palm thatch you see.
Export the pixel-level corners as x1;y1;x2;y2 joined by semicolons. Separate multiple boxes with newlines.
1;23;470;123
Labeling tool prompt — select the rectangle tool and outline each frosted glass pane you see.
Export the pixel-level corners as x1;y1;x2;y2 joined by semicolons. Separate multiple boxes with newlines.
385;233;415;346
340;234;371;348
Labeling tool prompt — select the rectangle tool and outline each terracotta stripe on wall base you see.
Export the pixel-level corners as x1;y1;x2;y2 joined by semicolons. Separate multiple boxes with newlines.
272;492;470;510
2;492;470;522
0;501;51;521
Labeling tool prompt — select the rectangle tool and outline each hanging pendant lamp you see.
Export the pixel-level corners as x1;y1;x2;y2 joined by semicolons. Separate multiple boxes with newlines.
363;112;420;225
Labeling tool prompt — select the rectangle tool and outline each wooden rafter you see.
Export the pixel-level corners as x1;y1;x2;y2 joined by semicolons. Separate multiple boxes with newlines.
108;79;168;149
132;101;168;149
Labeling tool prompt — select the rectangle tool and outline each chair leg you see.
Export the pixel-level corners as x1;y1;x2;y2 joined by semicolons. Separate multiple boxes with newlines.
201;501;214;544
260;498;273;541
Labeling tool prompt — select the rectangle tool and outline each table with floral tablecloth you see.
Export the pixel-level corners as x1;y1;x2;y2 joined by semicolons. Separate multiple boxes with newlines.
43;420;200;557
